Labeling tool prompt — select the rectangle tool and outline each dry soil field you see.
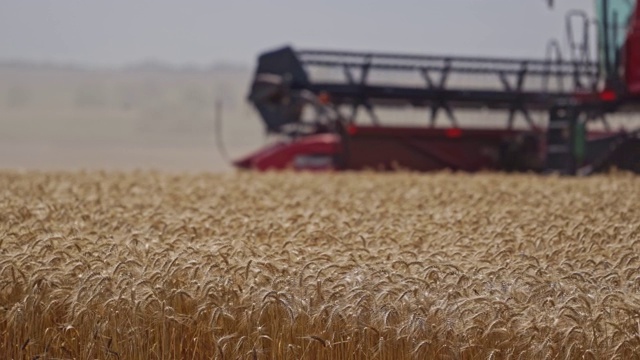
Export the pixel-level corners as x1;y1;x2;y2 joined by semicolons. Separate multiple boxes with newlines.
1;170;639;359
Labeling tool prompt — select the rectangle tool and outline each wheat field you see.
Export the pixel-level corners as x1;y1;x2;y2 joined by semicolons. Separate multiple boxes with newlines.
1;170;639;359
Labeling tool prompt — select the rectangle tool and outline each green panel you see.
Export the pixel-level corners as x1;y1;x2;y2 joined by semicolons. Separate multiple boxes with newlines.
573;121;586;165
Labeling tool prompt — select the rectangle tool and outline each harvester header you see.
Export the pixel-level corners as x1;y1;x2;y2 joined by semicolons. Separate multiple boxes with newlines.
249;46;600;133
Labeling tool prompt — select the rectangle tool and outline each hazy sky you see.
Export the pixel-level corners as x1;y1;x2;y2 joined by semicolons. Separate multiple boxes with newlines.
0;1;594;67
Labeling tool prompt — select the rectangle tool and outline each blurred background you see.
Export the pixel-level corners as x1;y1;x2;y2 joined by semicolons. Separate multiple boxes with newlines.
0;0;591;172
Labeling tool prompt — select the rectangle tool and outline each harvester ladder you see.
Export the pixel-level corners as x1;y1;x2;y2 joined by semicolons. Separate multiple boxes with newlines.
545;103;583;174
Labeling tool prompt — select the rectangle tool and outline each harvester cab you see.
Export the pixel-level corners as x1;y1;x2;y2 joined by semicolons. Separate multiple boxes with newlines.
235;0;640;174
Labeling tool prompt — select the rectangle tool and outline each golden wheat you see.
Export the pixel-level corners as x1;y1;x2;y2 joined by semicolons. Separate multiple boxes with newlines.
0;170;639;359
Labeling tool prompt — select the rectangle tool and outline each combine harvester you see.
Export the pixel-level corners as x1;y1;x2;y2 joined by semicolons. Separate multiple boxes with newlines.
235;0;640;174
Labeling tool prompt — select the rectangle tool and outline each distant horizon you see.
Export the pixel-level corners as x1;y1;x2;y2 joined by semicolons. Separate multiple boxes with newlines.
1;39;597;72
0;57;250;71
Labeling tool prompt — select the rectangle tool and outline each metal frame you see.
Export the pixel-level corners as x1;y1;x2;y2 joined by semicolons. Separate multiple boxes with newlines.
249;46;602;133
300;49;599;127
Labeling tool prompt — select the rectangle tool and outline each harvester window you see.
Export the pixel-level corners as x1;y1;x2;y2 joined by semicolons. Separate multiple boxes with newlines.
595;0;634;76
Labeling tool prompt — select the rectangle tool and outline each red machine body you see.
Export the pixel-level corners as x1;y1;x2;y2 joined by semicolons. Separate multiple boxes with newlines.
625;4;640;94
234;125;626;172
235;127;529;172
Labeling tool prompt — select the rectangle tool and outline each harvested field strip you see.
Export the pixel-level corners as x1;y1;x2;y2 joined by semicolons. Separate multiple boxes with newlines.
0;171;639;359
